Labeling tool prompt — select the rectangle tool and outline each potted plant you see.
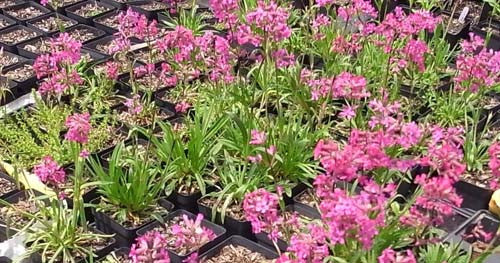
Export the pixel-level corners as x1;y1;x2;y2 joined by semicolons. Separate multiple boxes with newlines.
2;2;51;25
199;235;279;262
0;25;41;53
26;13;78;36
65;0;116;25
87;140;175;244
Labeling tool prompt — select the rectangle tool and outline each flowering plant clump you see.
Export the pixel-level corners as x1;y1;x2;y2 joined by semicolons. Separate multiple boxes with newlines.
33;156;66;187
170;214;216;250
129;231;170;263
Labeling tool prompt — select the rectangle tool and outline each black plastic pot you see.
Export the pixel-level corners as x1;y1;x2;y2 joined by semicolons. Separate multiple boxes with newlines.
471;21;500;51
199;235;279;261
0;25;42;53
41;0;85;14
65;0;116;25
92;197;174;245
0;171;19;200
292;188;321;218
197;197;255;240
0;49;26;69
29;226;116;263
255;204;321;252
0;190;43;241
2;2;50;25
2;60;37;89
16;36;51;59
455;179;493;211
98;247;130;262
440;11;472;48
80;47;109;64
64;23;106;44
0;14;16;31
434;205;473;238
100;0;138;10
92;10;120;34
26;12;78;36
0;79;24;106
447;210;500;263
136;209;227;263
0;0;25;11
85;35;139;56
129;0;170;20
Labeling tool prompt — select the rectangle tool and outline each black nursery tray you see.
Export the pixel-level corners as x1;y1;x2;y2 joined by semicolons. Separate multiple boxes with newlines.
16;36;51;59
64;24;106;44
2;2;51;25
92;10;121;34
472;21;500;51
0;0;25;10
65;0;116;25
199;235;279;262
136;209;227;262
2;60;36;89
42;0;84;14
0;14;15;31
100;0;142;10
129;0;171;20
0;49;26;69
0;25;41;53
26;12;78;36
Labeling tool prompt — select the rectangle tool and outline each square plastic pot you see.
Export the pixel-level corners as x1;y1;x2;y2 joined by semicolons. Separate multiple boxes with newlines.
41;0;85;14
0;14;16;31
64;24;106;44
26;12;78;36
199;235;279;261
92;197;174;245
2;60;37;90
92;10;120;34
136;209;227;262
65;0;116;25
0;171;19;200
129;1;170;20
0;25;42;53
0;190;43;241
0;0;25;11
472;21;500;51
2;2;51;25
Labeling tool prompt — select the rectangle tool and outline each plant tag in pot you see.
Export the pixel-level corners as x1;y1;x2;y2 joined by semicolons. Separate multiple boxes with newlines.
458;7;469;24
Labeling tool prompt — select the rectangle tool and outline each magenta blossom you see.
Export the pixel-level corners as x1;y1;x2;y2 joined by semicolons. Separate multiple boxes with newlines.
250;129;267;145
175;101;191;113
488;143;500;189
170;214;216;250
65;113;91;144
378;248;416;263
33;156;66;186
129;231;170;263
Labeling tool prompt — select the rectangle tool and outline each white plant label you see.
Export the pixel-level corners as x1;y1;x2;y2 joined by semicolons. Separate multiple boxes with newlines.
458;7;469;24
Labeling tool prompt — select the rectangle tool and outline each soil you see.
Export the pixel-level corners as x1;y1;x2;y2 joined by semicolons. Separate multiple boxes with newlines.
134;49;163;64
0;50;20;69
0;28;38;45
451;1;483;25
0;196;39;229
67;27;99;43
480;95;500;110
152;215;214;256
295;188;316;207
95;41;115;55
442;13;467;34
74;2;112;18
199;197;246;221
134;1;169;11
3;64;34;82
31;16;76;33
98;198;170;228
94;13;119;30
0;18;12;29
5;6;46;21
20;37;51;55
0;1;20;9
118;107;174;127
0;176;16;197
135;73;169;91
462;170;494;189
99;252;130;263
201;244;275;263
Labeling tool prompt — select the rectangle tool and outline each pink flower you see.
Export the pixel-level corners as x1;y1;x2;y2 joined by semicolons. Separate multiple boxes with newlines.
312;14;330;29
243;189;280;237
266;145;277;156
378;248;416;263
170;214;216;250
403;39;429;72
33;156;66;186
250;129;267;145
79;150;90;158
489;143;500;189
130;231;170;263
105;61;120;80
272;49;295;68
175;101;191;113
125;95;144;115
65;113;91;144
248;154;263;163
245;0;291;43
209;0;239;28
40;0;49;5
339;105;357;120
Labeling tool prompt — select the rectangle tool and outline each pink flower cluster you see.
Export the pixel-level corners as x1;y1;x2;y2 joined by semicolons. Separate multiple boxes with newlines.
33;33;83;95
33;156;66;186
64;113;91;144
209;0;239;28
489;143;500;189
337;0;377;22
129;231;170;263
454;33;500;92
170;214;216;250
276;229;329;263
236;0;291;46
305;71;370;101
125;95;144;115
378;248;416;263
243;189;280;235
403;39;429;72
